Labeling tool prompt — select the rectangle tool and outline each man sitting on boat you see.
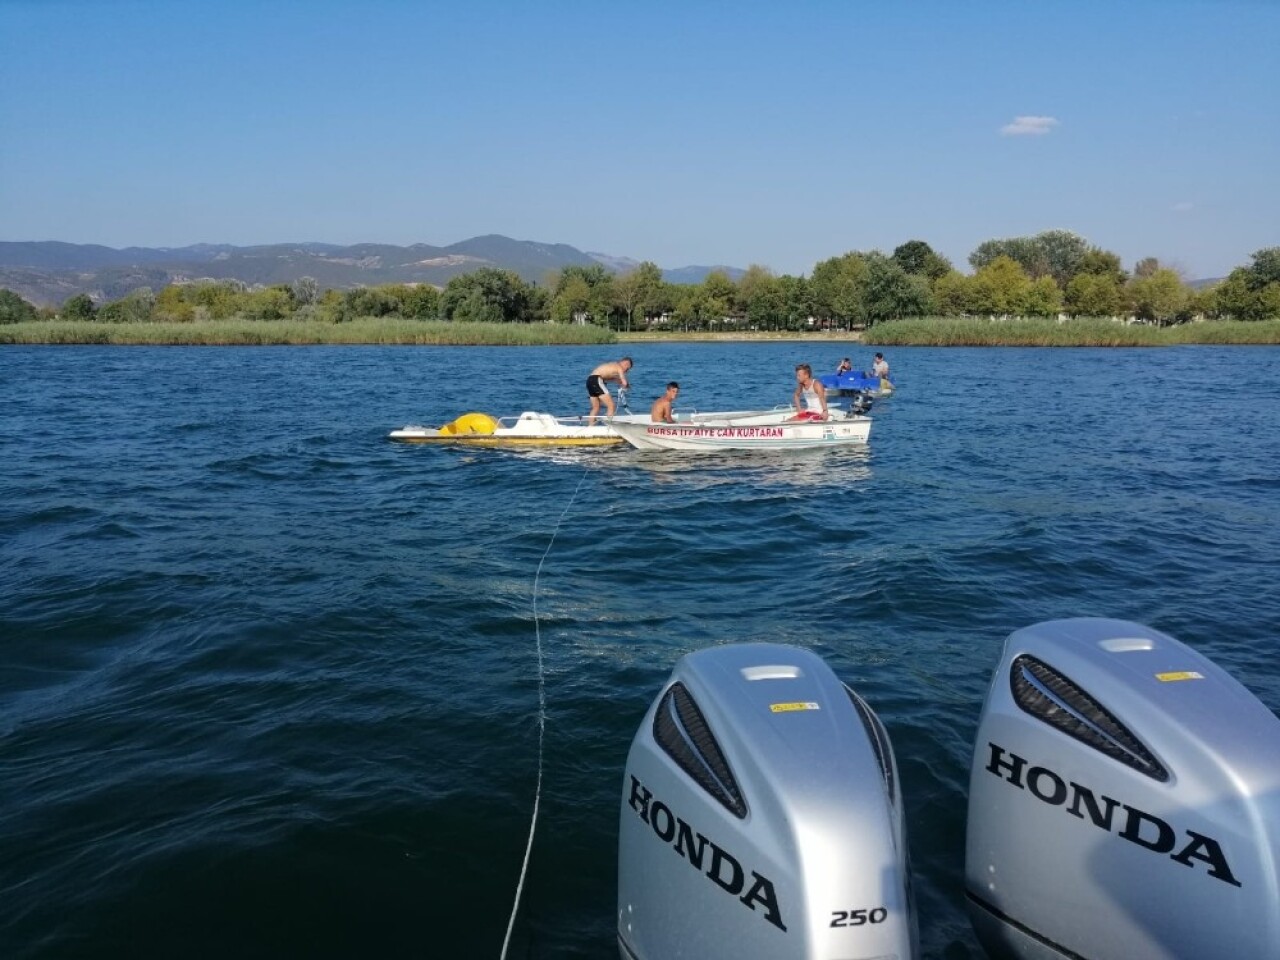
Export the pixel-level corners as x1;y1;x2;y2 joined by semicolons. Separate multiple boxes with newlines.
835;357;853;374
791;363;828;421
651;382;679;423
586;356;633;426
870;352;889;378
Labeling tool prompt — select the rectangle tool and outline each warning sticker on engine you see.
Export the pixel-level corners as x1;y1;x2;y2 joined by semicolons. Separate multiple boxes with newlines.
1155;671;1204;682
770;701;821;713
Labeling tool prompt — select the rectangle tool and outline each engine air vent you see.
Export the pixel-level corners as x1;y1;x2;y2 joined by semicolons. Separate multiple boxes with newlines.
845;685;896;805
1010;655;1169;782
653;682;747;818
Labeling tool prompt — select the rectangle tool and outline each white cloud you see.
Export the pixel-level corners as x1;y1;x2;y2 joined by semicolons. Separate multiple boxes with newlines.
1172;201;1194;212
1000;115;1060;136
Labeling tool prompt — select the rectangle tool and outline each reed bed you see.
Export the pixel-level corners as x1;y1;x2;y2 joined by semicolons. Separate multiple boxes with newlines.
0;318;618;346
865;317;1280;347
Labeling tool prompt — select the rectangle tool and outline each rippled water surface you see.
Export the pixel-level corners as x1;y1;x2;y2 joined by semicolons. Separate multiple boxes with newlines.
2;342;1278;958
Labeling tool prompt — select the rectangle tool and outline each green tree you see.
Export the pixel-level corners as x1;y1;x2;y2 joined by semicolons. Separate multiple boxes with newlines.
739;268;783;329
863;253;931;323
440;268;537;323
1248;247;1280;286
339;286;399;321
241;286;294;321
292;276;320;306
1212;264;1280;321
702;271;738;325
1077;248;1127;286
0;288;38;324
549;264;615;326
1024;276;1064;317
969;236;1047;279
190;281;242;320
61;293;97;321
932;271;972;315
776;275;813;330
613;270;639;329
1034;230;1091;287
1133;257;1161;279
1129;269;1192;325
892;240;951;279
970;230;1091;287
154;285;195;322
615;263;665;332
400;283;441;319
1065;273;1123;316
969;257;1033;315
736;264;775;315
100;287;156;323
810;253;869;325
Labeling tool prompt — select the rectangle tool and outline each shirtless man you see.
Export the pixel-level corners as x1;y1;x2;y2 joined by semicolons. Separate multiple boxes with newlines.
791;363;828;421
650;382;679;423
586;356;633;426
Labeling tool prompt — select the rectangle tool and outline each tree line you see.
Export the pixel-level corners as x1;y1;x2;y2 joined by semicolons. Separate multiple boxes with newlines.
2;231;1277;327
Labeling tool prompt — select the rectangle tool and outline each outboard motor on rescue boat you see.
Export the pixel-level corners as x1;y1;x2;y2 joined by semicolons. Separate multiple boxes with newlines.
848;391;874;414
966;618;1280;960
618;643;917;960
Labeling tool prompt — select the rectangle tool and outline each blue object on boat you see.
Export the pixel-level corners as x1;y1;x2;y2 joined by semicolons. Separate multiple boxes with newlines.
819;370;895;396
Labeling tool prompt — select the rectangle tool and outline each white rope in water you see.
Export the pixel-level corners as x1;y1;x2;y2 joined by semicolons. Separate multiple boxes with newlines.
499;466;592;959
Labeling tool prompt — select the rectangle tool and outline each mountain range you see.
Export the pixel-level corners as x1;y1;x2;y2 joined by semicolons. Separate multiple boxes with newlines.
0;237;747;307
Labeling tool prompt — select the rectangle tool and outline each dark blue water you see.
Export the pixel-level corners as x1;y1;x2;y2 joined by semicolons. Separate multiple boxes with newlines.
2;343;1278;959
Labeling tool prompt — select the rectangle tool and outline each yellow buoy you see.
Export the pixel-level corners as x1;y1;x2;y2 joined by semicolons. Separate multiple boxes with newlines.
438;412;499;436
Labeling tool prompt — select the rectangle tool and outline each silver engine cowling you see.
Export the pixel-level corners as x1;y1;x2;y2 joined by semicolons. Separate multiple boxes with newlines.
966;618;1280;959
618;643;917;960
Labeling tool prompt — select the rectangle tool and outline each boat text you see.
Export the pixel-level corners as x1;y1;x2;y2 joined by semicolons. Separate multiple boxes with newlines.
646;426;785;439
628;774;787;931
984;742;1241;887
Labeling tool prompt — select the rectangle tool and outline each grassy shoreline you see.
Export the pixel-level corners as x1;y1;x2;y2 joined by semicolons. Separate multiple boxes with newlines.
0;318;616;346
863;317;1280;346
2;316;1279;346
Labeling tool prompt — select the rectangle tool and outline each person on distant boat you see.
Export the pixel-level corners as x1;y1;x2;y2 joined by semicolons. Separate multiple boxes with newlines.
835;357;853;374
650;382;680;423
586;356;633;426
870;352;890;379
791;363;828;421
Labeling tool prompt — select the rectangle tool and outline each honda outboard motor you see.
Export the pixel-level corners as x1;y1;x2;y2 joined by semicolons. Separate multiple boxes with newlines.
966;618;1280;959
618;643;917;960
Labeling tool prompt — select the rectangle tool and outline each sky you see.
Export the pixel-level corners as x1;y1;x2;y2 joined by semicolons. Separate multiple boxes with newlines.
1;0;1277;280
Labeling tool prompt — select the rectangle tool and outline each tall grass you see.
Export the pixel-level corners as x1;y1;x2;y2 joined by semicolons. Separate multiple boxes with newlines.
0;318;618;346
865;317;1280;347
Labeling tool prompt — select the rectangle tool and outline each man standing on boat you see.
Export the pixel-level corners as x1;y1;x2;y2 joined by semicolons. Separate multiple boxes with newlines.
650;382;679;423
791;363;828;421
586;356;633;426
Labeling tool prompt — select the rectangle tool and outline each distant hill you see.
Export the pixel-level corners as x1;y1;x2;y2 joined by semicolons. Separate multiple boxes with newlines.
1189;277;1223;290
663;265;747;285
0;237;747;307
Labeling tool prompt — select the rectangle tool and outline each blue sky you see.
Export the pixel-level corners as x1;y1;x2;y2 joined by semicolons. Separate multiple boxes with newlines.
2;0;1276;279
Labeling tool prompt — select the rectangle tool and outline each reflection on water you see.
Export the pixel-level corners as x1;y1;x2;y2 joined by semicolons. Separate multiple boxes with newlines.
608;446;873;490
419;439;875;490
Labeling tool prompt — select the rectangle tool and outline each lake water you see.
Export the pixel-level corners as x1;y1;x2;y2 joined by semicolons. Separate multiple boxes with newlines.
2;342;1278;959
